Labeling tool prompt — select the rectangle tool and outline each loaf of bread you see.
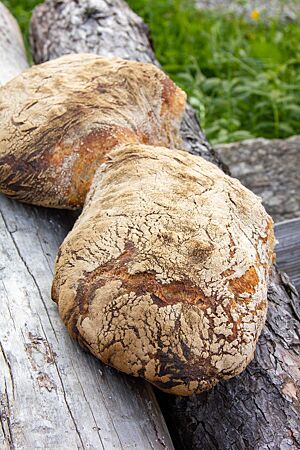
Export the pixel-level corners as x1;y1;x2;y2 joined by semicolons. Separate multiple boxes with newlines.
52;143;275;395
0;54;186;208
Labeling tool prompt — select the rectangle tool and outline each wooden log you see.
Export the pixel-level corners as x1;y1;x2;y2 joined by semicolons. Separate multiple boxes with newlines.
216;136;300;223
0;4;174;449
30;0;300;447
0;2;28;85
275;218;300;293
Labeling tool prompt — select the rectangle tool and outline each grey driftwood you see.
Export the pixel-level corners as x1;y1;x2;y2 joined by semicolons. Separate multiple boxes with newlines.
275;218;300;294
0;3;174;449
30;1;300;449
216;136;300;222
0;2;28;85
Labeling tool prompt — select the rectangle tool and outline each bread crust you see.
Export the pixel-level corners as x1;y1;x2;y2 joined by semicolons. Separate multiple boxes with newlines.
0;54;186;208
52;144;275;395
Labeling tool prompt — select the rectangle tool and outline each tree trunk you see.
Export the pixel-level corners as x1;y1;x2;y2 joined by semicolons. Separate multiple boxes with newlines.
29;1;300;448
0;4;173;449
0;2;28;85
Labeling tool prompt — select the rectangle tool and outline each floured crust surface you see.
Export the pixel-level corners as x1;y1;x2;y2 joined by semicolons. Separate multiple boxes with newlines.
0;54;186;208
52;144;275;395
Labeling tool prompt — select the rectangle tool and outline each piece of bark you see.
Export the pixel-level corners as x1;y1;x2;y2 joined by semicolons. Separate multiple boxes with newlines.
0;2;28;85
216;136;300;222
29;0;300;448
0;4;174;449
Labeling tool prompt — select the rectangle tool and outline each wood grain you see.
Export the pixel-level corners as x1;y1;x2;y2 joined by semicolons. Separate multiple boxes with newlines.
275;218;300;293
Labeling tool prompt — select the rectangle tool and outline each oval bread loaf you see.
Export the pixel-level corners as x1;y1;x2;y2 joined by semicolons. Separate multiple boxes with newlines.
0;54;186;209
52;143;275;395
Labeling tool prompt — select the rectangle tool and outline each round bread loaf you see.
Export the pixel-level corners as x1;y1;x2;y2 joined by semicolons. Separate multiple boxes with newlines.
0;53;186;208
52;143;275;395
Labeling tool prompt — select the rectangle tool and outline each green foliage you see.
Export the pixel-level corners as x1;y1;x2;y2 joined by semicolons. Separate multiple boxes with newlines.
126;0;300;143
4;0;300;143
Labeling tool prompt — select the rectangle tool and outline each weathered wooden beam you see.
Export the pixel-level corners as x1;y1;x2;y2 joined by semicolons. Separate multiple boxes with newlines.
0;4;173;449
275;218;300;293
216;136;300;223
30;1;300;448
0;2;28;85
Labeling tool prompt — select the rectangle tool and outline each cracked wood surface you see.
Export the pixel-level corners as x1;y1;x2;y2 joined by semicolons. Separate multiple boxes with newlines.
30;0;300;448
0;3;173;449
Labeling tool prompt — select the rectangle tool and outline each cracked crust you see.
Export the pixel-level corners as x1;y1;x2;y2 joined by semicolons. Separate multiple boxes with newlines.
52;144;275;395
0;53;186;209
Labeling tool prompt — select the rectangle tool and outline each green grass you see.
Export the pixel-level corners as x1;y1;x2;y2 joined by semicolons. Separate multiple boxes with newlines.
4;0;300;144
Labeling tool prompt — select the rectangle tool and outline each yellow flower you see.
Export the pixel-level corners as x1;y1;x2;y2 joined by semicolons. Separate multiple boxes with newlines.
250;8;260;20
